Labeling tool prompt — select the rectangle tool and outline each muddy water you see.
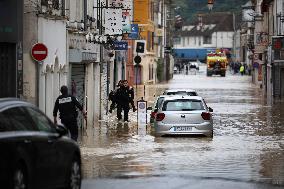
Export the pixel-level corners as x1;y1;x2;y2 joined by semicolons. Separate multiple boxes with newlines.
79;66;284;186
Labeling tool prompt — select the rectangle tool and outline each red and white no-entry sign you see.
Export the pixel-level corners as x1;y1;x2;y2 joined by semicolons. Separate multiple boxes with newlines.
31;43;48;62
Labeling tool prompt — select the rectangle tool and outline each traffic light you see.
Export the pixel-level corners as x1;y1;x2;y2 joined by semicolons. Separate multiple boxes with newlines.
272;37;284;50
134;55;142;64
136;41;145;53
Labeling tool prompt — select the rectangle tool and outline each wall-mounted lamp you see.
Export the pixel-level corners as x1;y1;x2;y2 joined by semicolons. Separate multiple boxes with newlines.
85;33;122;50
277;13;284;23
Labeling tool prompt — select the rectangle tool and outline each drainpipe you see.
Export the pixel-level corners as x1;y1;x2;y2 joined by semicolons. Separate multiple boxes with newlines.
84;0;87;31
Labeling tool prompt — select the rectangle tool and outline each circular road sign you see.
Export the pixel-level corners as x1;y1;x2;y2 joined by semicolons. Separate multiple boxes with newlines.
31;43;48;62
134;55;141;64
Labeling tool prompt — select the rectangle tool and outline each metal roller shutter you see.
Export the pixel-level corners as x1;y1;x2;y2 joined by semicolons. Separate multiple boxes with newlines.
0;43;16;97
71;64;85;129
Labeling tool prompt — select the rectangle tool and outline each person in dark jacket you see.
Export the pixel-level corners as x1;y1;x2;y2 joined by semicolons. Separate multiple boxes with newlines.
128;83;136;112
109;80;123;113
53;85;87;141
116;80;132;122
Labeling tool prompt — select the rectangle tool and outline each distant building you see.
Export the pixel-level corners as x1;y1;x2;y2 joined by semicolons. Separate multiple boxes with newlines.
173;12;236;64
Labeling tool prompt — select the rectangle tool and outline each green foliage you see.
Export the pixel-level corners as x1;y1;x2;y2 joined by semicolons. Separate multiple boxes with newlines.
173;0;248;22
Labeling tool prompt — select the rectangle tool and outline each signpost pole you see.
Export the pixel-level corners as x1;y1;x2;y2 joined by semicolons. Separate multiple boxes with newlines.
137;98;147;135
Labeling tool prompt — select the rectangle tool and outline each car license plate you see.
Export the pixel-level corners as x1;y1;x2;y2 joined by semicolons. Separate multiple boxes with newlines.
175;126;192;131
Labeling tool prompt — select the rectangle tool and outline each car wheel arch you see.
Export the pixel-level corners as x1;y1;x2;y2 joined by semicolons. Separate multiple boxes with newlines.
13;160;29;189
64;152;82;189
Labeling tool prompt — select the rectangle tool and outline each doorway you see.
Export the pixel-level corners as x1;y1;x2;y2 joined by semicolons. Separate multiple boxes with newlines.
71;64;86;129
281;68;284;97
0;43;16;97
134;65;142;84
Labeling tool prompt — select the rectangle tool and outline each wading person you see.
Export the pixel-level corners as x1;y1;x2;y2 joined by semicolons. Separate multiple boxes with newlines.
53;85;87;141
116;80;132;122
108;80;123;113
127;81;136;112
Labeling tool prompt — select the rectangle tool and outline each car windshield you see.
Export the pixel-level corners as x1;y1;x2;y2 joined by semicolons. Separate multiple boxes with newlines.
162;99;204;111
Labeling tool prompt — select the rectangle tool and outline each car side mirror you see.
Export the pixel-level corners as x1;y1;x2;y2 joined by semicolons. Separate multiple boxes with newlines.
147;107;153;110
56;124;68;137
209;107;213;112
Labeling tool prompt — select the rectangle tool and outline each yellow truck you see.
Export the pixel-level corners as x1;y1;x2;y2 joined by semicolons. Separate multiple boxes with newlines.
206;52;228;77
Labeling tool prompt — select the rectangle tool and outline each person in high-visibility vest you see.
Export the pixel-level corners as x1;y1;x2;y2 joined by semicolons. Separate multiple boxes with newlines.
240;64;245;76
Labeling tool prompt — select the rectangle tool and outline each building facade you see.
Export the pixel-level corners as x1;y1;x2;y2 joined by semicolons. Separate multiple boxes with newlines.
0;0;23;98
133;0;157;84
173;12;235;65
247;0;284;98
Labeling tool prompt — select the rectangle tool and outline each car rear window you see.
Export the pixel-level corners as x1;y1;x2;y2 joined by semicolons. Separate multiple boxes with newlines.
165;91;197;96
162;99;204;111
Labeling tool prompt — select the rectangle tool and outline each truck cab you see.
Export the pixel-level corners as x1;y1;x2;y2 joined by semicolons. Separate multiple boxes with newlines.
206;52;227;77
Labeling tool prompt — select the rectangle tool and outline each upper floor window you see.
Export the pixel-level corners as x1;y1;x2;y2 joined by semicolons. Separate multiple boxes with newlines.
203;36;212;44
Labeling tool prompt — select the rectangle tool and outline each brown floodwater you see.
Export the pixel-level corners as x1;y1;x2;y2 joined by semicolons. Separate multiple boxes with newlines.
79;66;284;186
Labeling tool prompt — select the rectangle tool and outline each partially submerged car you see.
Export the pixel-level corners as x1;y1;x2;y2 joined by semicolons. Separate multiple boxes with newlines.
153;95;213;137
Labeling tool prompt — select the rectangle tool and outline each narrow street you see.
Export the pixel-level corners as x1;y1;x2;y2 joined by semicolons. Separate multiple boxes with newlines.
79;65;284;189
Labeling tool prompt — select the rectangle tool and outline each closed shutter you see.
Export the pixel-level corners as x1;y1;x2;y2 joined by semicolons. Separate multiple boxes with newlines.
274;65;281;97
71;64;85;129
0;43;16;97
281;68;284;97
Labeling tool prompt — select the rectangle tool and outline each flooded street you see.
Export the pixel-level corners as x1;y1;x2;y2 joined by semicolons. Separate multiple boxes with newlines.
79;65;284;188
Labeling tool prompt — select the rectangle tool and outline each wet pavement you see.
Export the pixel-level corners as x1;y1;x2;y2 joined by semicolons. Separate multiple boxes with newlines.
79;65;284;188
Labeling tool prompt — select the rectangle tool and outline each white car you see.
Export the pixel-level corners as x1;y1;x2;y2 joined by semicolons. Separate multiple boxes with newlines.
189;62;199;70
153;95;213;137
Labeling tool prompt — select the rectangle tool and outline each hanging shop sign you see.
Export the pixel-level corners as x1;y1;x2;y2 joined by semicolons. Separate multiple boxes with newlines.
105;9;123;35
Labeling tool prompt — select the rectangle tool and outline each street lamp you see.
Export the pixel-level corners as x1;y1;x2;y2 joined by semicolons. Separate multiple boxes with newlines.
207;0;214;11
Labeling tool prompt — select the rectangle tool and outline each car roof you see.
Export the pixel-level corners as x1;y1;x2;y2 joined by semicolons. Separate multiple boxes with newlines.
162;95;203;101
164;89;196;93
156;95;175;98
0;98;35;111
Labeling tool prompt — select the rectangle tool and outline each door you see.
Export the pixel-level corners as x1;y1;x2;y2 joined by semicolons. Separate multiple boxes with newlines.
71;64;86;129
25;107;59;188
0;43;16;97
134;65;142;84
1;107;43;188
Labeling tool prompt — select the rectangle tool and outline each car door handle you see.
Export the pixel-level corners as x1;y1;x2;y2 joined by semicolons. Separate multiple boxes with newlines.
24;139;31;144
181;115;185;118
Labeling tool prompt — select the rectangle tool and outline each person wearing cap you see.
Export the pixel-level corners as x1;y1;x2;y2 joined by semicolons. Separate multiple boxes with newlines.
53;85;87;141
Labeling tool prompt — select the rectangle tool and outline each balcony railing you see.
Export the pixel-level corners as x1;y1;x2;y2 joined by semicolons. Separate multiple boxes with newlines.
40;0;65;17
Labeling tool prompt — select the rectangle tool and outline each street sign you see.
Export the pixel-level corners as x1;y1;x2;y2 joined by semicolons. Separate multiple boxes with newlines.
134;55;141;64
164;46;172;53
137;99;147;126
31;43;48;62
136;41;145;53
129;24;139;39
105;9;123;35
114;41;128;50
